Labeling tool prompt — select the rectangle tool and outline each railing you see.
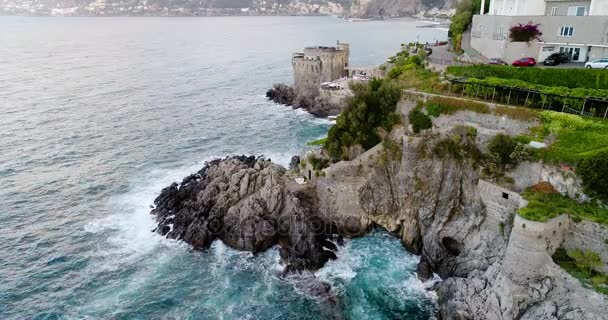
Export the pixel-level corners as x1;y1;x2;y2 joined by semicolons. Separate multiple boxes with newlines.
427;57;468;66
492;33;507;40
447;78;608;119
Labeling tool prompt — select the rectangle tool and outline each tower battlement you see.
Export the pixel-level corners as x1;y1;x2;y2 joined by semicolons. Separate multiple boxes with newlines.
292;41;350;96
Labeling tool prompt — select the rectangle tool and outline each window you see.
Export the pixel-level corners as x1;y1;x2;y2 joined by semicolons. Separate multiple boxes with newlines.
567;6;586;16
502;192;509;200
560;26;574;37
550;7;557;16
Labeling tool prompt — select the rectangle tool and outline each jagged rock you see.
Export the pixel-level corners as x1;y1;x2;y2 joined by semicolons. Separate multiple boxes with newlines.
266;83;341;117
416;257;432;281
151;155;336;271
266;83;295;105
289;155;301;170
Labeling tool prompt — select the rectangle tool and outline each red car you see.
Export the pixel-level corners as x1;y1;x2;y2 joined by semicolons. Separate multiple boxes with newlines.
512;57;536;67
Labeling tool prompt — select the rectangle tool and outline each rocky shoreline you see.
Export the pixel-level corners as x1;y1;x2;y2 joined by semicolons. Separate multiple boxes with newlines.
266;83;341;118
150;155;340;271
151;95;608;319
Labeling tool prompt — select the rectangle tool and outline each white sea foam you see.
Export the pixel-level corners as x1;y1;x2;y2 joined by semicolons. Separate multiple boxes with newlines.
315;239;359;285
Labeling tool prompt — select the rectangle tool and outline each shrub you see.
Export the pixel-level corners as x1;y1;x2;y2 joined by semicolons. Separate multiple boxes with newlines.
447;65;608;90
408;107;432;133
577;151;608;199
432;128;483;163
569;249;603;274
509;22;543;42
307;155;329;171
380;137;403;164
519;188;608;224
486;134;527;172
324;78;402;160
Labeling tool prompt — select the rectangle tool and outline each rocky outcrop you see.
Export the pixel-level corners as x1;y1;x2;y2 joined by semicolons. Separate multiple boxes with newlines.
311;98;608;319
266;83;341;117
266;83;296;106
150;155;337;271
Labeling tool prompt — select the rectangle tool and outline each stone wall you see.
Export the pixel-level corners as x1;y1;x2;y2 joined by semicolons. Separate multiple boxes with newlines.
508;162;587;199
478;180;522;236
292;57;322;95
563;220;608;273
502;214;570;283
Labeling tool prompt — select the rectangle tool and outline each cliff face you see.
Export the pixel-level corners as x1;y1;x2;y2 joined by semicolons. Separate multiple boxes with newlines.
148;96;608;318
1;0;454;17
312;98;608;319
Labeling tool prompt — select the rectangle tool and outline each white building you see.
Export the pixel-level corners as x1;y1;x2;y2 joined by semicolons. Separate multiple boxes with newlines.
471;0;608;63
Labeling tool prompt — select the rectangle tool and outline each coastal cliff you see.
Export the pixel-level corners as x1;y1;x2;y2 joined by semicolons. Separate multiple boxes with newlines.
310;96;608;319
150;94;608;319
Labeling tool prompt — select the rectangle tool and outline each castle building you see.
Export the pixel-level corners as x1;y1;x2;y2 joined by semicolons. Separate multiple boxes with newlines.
292;41;350;96
471;0;608;63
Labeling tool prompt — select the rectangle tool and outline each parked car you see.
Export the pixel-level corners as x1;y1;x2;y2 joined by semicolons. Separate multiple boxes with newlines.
512;57;536;67
543;52;570;66
488;58;508;65
585;58;608;69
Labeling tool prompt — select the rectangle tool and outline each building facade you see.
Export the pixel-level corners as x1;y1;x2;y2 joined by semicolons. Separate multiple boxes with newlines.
471;0;608;63
292;42;350;95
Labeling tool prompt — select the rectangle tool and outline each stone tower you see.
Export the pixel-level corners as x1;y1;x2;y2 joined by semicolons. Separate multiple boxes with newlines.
292;41;350;96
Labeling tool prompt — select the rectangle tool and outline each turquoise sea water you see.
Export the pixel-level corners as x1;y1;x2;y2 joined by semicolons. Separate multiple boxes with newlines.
0;16;446;319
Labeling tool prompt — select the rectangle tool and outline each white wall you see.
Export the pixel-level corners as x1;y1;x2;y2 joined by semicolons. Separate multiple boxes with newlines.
489;0;546;15
590;0;608;15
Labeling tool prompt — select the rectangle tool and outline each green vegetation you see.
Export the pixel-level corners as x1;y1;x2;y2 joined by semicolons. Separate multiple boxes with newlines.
379;137;403;164
553;248;608;295
493;106;539;121
449;0;489;52
386;48;444;93
483;134;530;179
424;96;489;116
462;77;608;113
306;137;327;146
447;65;608;90
531;112;608;164
408;106;433;133
519;188;608;224
307;154;329;171
577;151;608;199
432;126;483;163
324;78;402;160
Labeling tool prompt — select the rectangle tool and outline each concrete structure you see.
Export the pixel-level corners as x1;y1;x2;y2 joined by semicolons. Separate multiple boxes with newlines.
292;41;350;96
471;0;608;63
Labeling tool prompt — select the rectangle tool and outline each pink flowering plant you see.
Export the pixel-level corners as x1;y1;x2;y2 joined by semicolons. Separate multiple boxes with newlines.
509;22;543;42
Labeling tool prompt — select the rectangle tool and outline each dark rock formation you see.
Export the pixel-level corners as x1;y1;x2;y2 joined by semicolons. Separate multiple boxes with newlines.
266;83;295;105
416;257;432;281
289;155;301;170
151;155;337;271
266;83;341;118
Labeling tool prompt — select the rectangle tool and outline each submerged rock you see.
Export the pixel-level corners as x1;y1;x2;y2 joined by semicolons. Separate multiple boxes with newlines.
151;155;336;271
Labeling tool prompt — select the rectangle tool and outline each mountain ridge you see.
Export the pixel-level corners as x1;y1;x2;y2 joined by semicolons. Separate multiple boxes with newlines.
0;0;456;18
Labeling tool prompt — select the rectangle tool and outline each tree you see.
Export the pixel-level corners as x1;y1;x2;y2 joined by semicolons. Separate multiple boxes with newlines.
324;79;402;160
577;151;608;199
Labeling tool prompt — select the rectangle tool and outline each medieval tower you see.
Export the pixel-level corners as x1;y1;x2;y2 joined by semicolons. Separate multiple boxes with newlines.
292;41;350;96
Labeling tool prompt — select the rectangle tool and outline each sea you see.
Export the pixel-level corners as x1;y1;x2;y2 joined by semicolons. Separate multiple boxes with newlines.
0;16;447;319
